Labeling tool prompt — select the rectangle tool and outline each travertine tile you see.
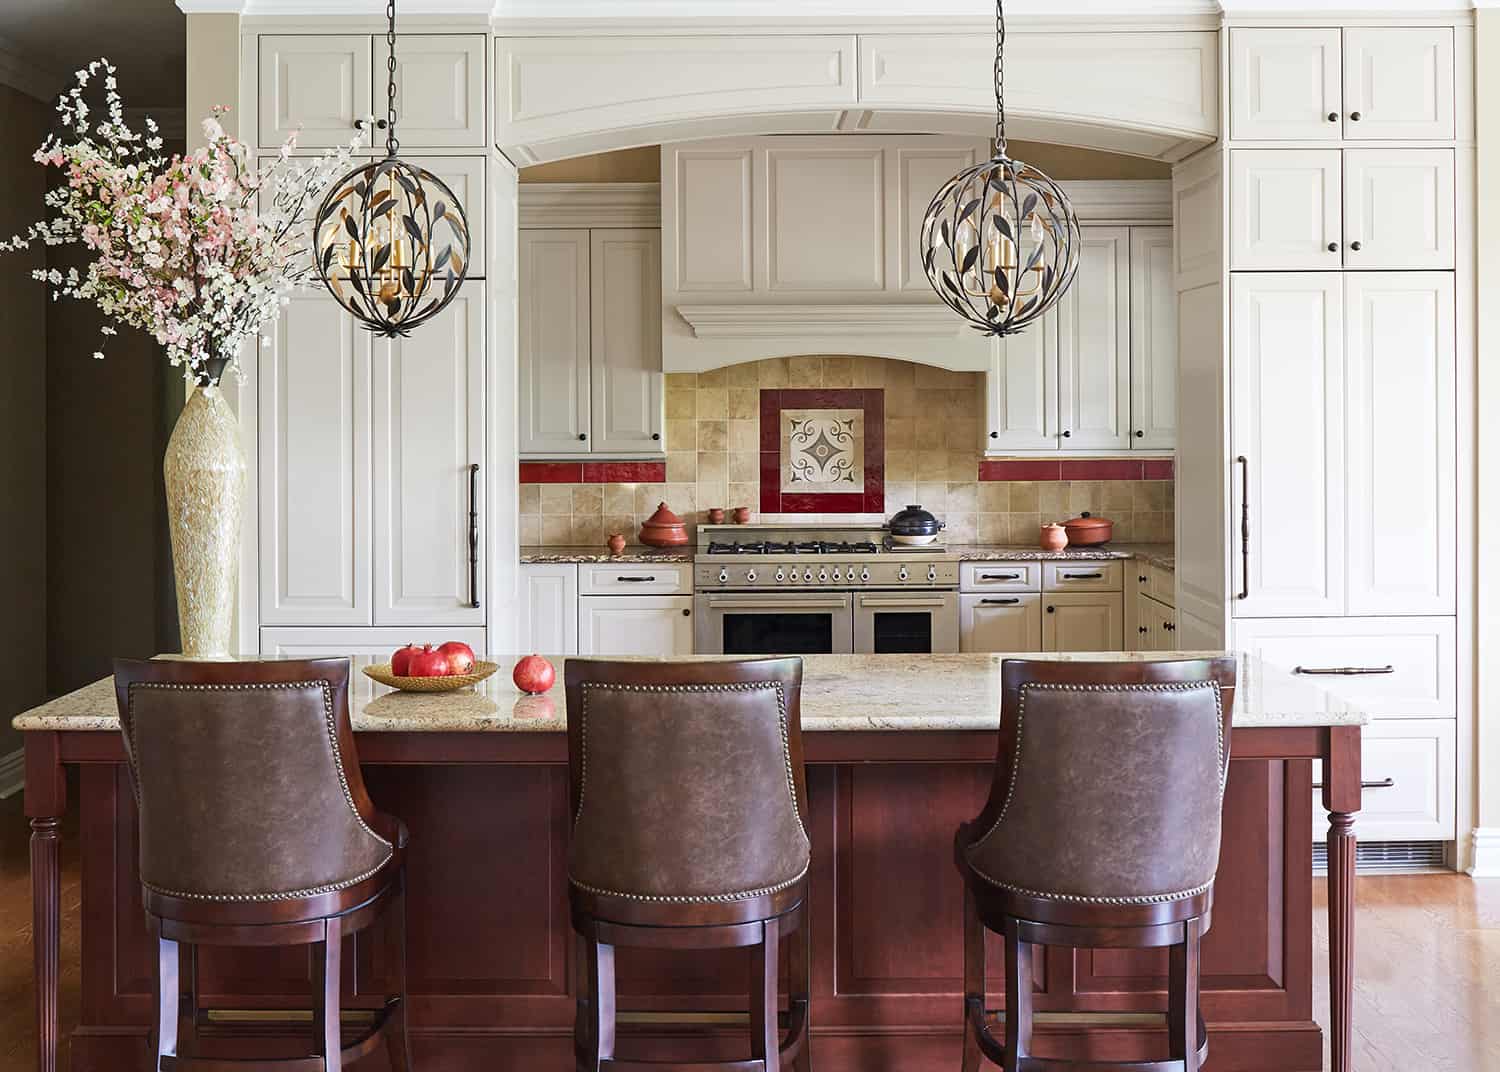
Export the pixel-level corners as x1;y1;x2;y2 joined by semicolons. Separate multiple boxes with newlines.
728;388;758;420
571;485;603;515
666;451;697;483
540;484;573;515
696;388;728;419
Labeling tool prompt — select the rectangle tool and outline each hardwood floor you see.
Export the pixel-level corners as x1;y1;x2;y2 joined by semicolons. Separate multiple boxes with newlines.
2;786;1497;1071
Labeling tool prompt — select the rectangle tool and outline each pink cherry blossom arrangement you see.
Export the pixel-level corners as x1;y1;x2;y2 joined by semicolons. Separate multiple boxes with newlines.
0;59;365;386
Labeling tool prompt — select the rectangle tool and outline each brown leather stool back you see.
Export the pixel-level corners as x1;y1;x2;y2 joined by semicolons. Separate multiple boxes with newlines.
564;657;810;914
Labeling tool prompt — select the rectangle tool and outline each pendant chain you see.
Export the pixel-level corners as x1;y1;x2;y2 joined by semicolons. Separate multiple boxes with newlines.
993;0;1007;158
385;0;399;157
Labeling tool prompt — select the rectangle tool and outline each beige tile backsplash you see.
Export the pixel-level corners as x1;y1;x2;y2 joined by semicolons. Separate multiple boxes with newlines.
519;356;1174;548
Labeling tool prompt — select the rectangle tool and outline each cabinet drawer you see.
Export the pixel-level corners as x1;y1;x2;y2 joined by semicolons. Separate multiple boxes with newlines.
960;562;1041;593
578;562;691;595
1313;719;1455;842
960;593;1043;652
1043;561;1122;592
1234;616;1455;719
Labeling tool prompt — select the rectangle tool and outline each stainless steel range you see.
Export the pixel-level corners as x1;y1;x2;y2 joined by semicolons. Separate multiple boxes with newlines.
693;523;960;655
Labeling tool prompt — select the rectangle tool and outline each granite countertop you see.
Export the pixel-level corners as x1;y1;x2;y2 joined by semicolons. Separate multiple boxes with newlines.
520;545;692;564
952;543;1175;570
13;651;1361;735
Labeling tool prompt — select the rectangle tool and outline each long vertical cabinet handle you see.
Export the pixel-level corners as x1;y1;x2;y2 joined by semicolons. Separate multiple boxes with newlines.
467;463;481;609
1236;455;1250;601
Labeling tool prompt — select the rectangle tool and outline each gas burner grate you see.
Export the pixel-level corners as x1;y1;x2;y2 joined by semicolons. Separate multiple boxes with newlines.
706;541;767;555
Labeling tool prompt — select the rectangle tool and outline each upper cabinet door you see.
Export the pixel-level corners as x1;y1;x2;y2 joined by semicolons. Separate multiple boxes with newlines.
259;35;372;148
1230;149;1342;271
1343;149;1455;270
401;156;486;269
590;229;665;454
1344;273;1455;617
1056;227;1131;452
984;321;1056;452
372;285;486;627
519;230;592;455
1343;28;1454;141
259;292;372;626
1229;28;1342;142
1230;274;1345;618
1129;227;1177;451
389;35;487;148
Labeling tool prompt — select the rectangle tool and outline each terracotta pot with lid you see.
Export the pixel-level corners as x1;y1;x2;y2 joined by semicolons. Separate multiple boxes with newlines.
1062;511;1114;546
638;502;689;547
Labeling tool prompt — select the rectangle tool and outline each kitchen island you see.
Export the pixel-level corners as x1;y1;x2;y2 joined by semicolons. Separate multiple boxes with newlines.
17;652;1363;1072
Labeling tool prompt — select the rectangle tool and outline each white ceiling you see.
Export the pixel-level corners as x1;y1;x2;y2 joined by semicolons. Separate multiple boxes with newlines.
0;0;184;106
174;0;1485;13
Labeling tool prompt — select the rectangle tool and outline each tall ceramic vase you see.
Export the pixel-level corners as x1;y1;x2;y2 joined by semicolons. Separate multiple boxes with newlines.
163;384;246;658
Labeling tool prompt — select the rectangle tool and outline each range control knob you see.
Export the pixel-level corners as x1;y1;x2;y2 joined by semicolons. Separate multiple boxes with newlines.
898;566;910;582
928;566;938;582
818;568;829;583
745;569;757;583
860;567;871;582
717;568;729;584
803;568;815;583
831;568;842;582
775;567;786;583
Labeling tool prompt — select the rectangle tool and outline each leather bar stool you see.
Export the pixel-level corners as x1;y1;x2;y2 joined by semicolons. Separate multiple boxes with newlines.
112;657;412;1072
954;657;1237;1072
564;657;812;1072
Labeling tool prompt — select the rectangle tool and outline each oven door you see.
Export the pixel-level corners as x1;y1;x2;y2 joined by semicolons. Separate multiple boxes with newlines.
853;591;960;654
694;592;854;655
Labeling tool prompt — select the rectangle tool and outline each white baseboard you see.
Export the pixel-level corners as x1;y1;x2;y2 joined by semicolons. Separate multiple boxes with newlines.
1466;828;1500;878
0;747;23;800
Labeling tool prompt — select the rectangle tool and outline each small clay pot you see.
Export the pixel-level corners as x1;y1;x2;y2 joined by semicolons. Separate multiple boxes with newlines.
732;506;751;524
706;507;726;524
1039;523;1069;552
607;533;627;555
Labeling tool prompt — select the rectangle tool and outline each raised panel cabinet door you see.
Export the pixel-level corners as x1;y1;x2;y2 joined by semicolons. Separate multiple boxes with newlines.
1129;226;1177;450
372;284;485;626
892;141;986;292
763;143;885;291
258;292;372;626
1228;28;1342;142
1313;720;1456;842
959;593;1042;653
259;35;372;148
1130;590;1157;651
1041;593;1124;652
1345;273;1455;616
983;321;1056;452
667;146;754;293
578;596;694;656
400;156;486;269
519;229;591;454
1056;227;1131;451
1230;274;1345;617
1229;149;1342;270
389;35;486;148
1342;27;1455;141
518;564;579;655
1343;149;1455;270
590;229;664;453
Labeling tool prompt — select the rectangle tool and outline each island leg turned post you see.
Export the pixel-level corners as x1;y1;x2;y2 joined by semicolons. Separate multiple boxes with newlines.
1322;725;1361;1072
25;733;66;1072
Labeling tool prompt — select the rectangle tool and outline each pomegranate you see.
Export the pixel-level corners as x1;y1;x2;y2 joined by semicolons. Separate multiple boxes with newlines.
437;640;476;674
390;643;423;676
512;654;556;695
408;645;453;677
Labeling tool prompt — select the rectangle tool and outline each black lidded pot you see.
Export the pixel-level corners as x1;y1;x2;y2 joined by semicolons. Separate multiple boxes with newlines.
888;504;945;537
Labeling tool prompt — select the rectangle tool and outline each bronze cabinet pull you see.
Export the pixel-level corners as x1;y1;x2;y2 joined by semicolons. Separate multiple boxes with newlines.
1293;665;1395;676
979;571;1022;580
979;597;1021;605
1236;455;1250;600
1061;571;1103;580
616;575;656;583
467;463;480;608
1312;778;1394;791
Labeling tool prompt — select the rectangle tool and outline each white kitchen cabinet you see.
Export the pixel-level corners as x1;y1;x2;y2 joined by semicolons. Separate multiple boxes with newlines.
519;229;591;455
1230;273;1345;618
389;35;487;148
959;562;1041;593
579;595;694;656
590;229;664;452
403;157;486;270
1342;150;1454;270
1056;227;1131;451
518;564;579;655
259;35;371;148
1041;593;1123;653
984;323;1055;452
1313;719;1456;842
259;291;372;627
260;626;487;659
372;284;485;627
959;593;1042;653
1129;227;1177;449
1230;150;1342;271
1344;273;1455;616
1342;28;1455;141
1228;28;1342;142
578;562;692;596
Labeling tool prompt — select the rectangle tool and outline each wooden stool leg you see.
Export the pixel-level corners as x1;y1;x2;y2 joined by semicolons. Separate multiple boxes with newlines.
583;937;617;1071
962;885;985;1072
320;923;343;1072
1169;917;1203;1072
181;943;200;1058
750;917;782;1072
788;906;811;1072
1002;917;1032;1072
154;937;180;1070
385;884;414;1072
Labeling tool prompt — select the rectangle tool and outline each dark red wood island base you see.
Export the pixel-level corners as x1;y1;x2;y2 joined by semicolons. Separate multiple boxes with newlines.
18;654;1362;1072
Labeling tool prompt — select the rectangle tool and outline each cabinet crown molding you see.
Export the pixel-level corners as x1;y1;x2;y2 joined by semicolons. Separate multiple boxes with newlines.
676;303;969;339
518;183;662;229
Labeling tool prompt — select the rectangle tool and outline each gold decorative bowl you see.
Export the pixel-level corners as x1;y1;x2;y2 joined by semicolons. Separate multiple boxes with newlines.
362;661;500;693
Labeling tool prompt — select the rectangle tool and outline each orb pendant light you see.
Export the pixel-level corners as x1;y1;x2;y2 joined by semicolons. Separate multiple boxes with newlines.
920;0;1081;337
313;0;471;338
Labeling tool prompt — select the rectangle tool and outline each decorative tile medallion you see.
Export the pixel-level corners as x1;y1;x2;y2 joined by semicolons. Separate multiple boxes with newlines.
760;389;884;514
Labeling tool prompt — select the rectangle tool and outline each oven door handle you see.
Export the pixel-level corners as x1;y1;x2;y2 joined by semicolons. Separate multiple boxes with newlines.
857;596;952;609
705;597;849;610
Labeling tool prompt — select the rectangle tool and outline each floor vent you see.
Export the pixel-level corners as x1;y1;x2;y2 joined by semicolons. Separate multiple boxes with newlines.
1312;840;1447;874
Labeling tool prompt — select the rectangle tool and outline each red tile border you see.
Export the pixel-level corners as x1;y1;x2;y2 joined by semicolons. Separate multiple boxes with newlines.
1060;459;1143;481
979;460;1062;481
760;388;885;514
1141;459;1175;480
581;461;667;483
518;462;583;484
980;458;1175;482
